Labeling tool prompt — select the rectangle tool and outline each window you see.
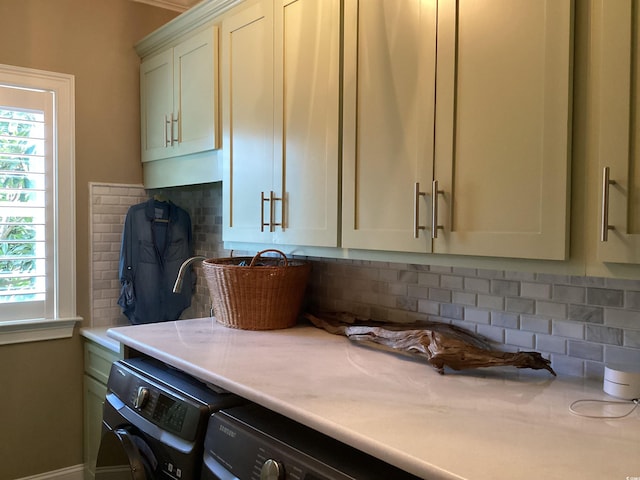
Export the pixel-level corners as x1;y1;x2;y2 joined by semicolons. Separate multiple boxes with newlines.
0;64;78;344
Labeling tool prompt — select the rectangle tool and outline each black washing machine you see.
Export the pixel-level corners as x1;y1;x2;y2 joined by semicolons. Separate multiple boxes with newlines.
202;403;422;480
96;357;244;480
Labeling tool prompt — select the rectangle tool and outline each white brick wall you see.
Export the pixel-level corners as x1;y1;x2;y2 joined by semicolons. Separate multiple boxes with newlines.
89;183;147;328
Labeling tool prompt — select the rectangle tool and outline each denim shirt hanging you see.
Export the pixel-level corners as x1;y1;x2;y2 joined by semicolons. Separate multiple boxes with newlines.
118;198;194;324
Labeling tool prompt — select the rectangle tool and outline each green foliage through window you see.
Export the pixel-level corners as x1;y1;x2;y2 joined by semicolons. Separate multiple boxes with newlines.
0;107;45;303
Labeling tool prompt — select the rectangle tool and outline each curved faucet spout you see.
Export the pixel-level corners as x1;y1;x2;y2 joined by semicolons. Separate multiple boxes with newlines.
173;256;206;293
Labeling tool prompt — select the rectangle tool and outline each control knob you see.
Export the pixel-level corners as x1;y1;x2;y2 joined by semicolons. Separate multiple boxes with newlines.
260;458;285;480
133;386;149;409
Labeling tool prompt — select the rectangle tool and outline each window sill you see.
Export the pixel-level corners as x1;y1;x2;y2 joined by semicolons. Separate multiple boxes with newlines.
0;317;82;345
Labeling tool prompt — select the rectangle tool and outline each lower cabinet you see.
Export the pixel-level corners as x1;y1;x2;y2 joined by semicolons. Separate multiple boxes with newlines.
83;339;122;480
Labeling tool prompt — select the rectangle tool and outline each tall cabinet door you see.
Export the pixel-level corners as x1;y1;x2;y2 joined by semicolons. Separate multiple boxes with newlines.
274;0;340;247
222;2;275;244
433;0;573;260
173;27;219;158
595;0;640;263
342;0;437;252
140;50;173;162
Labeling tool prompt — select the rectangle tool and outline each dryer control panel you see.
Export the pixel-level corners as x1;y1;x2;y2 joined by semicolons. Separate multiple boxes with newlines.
202;404;421;480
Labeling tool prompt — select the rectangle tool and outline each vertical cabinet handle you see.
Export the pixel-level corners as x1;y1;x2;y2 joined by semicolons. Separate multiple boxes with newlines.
260;191;283;232
261;191;269;232
601;166;616;242
431;180;444;239
270;191;282;231
164;115;171;147
414;182;427;238
164;113;179;147
172;112;179;144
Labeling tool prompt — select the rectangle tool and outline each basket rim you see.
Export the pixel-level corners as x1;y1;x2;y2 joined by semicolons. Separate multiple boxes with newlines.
203;257;310;265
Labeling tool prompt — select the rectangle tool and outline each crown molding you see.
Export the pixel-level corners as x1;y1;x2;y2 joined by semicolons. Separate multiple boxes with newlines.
135;0;245;57
132;0;192;13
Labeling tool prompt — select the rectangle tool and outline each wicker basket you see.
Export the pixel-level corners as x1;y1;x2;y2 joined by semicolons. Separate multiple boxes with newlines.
202;249;311;330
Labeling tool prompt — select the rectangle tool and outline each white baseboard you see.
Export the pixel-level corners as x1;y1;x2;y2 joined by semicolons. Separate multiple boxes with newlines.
16;464;84;480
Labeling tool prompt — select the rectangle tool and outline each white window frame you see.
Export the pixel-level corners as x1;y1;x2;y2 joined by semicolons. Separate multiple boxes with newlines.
0;64;79;344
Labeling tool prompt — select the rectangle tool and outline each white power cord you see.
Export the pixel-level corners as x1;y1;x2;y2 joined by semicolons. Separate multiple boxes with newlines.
569;398;640;419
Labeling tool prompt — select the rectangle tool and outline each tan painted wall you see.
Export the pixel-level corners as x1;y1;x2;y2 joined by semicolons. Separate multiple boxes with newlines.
0;1;177;477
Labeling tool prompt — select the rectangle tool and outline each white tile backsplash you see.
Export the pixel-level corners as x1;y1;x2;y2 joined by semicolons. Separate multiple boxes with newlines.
89;182;146;328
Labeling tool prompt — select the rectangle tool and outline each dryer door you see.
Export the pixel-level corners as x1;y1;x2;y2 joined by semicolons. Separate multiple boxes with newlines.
95;428;157;480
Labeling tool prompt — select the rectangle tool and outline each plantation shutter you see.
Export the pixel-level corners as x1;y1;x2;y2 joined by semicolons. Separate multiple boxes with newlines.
0;85;53;321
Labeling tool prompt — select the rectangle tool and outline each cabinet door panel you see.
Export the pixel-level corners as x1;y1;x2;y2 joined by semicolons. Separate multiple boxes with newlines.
434;0;572;259
596;0;640;263
222;2;275;243
84;375;107;479
173;28;218;157
140;50;173;162
342;0;437;252
174;27;218;157
274;0;340;247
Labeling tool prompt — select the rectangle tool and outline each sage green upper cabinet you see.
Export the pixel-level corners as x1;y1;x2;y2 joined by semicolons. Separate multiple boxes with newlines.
342;0;573;260
342;0;437;253
140;26;219;163
222;0;340;247
221;1;274;245
595;0;640;264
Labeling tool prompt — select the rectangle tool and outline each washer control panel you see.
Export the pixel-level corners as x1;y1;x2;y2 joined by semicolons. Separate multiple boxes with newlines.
108;364;193;435
105;358;237;440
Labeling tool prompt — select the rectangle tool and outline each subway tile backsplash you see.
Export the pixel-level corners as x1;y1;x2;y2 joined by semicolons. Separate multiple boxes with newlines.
92;182;640;379
304;260;640;379
89;182;147;328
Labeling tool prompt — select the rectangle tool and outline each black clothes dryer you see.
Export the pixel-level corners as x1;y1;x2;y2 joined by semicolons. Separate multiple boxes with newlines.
202;403;422;480
96;357;243;480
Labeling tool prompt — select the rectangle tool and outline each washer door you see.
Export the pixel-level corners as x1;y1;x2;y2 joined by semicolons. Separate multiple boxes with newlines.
95;428;157;480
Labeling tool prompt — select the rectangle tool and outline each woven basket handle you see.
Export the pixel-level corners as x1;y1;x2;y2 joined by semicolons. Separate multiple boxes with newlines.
250;249;289;267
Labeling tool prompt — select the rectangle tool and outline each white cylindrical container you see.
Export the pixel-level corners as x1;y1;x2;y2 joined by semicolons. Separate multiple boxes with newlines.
603;363;640;400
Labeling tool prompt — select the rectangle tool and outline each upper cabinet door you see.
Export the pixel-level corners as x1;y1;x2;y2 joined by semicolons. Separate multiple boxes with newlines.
595;0;640;264
222;1;275;244
172;27;219;158
433;0;573;260
140;50;173;163
342;0;437;253
273;0;340;247
222;0;340;247
140;27;218;164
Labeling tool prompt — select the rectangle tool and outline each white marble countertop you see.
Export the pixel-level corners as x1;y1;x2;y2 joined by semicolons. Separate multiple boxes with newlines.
80;326;122;353
107;317;640;480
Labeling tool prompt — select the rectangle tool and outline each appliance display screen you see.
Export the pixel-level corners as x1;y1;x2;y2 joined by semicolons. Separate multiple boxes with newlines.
153;394;188;432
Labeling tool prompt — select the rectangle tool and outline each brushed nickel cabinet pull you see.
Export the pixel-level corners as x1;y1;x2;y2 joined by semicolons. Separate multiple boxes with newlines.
164;114;171;147
261;191;269;232
172;112;179;144
261;191;282;232
414;182;427;238
431;180;444;239
270;190;282;231
601;166;616;242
